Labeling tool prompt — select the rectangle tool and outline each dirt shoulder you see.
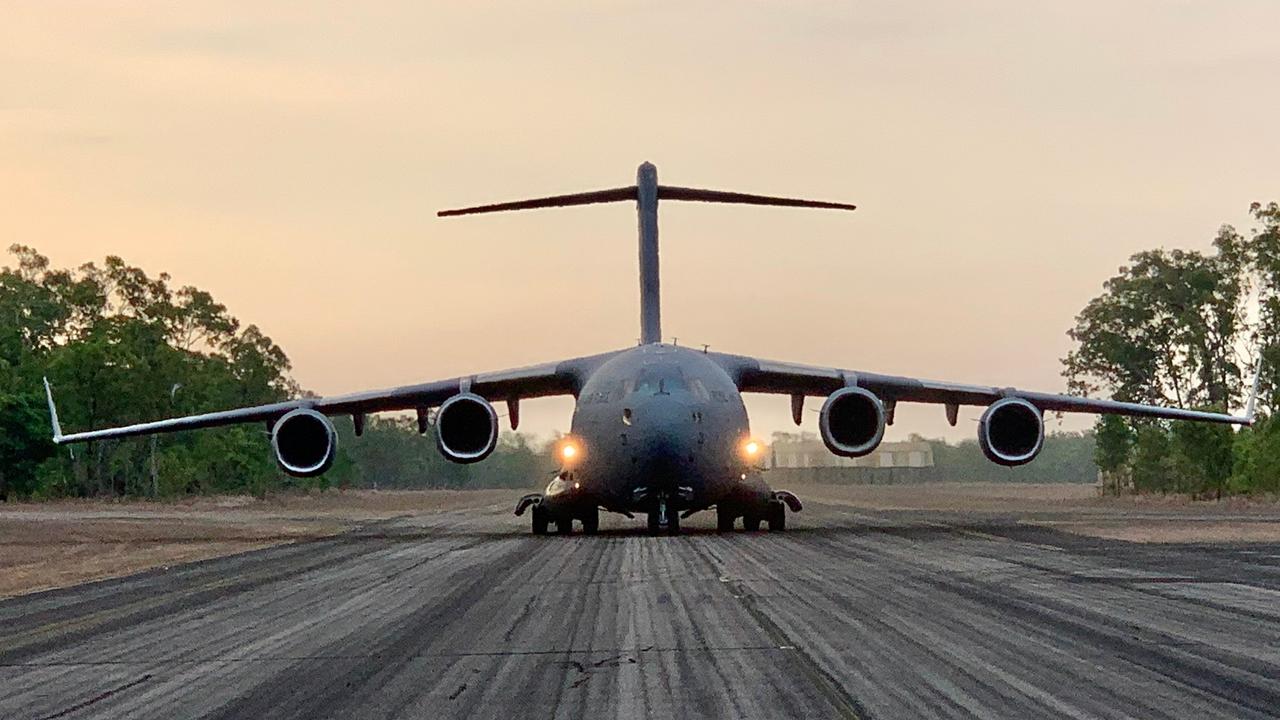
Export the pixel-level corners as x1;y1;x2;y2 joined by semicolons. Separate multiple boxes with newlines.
788;480;1280;544
0;489;513;599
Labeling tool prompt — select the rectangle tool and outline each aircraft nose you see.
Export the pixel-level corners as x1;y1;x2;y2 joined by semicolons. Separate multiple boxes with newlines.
627;398;699;487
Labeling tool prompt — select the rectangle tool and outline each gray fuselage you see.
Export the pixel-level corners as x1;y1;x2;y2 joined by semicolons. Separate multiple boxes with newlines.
551;344;768;516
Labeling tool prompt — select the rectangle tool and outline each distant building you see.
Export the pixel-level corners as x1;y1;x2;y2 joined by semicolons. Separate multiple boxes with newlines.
767;432;934;469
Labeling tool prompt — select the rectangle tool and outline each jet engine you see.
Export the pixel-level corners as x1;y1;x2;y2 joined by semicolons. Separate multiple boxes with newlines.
435;393;499;464
818;386;886;457
271;408;337;477
977;397;1044;466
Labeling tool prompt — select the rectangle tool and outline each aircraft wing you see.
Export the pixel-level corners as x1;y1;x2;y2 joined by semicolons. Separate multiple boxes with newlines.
710;352;1258;425
45;350;622;444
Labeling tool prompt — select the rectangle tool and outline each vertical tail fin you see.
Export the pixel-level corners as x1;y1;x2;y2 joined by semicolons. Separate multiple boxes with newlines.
437;163;856;345
636;162;661;344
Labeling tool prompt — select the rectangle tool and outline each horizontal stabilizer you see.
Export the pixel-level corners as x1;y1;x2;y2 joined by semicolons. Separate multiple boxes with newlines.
439;183;856;217
438;186;637;217
658;186;856;211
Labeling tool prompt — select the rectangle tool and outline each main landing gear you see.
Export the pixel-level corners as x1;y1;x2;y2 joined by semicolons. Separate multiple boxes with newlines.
718;491;802;532
516;493;599;536
541;506;599;535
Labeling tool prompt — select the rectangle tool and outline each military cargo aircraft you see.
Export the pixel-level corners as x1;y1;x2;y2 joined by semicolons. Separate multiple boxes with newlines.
45;163;1260;535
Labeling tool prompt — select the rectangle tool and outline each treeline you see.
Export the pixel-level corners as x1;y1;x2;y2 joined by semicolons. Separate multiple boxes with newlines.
0;246;551;500
1066;202;1280;497
932;431;1097;483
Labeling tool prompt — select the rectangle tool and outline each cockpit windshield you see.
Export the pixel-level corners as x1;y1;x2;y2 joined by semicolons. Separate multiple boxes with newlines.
630;365;689;395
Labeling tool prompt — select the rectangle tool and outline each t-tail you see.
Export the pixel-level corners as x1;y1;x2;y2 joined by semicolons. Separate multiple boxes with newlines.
438;162;857;344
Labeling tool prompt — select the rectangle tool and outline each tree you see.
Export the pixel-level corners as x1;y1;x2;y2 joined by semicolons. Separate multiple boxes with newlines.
1170;415;1235;498
0;393;56;499
1129;424;1175;493
1;246;300;499
1063;228;1248;411
1093;415;1132;474
1246;202;1280;414
1062;208;1278;497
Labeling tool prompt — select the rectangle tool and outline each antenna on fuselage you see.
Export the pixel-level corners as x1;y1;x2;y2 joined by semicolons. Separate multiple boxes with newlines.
438;162;857;345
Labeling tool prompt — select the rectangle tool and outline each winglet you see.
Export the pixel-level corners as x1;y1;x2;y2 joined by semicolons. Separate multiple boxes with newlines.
1245;355;1264;424
43;377;64;443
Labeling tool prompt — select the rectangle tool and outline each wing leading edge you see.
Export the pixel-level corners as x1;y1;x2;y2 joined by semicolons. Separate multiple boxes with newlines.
45;350;622;445
711;352;1258;426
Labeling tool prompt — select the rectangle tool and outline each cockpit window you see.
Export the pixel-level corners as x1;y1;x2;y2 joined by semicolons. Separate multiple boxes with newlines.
633;365;688;395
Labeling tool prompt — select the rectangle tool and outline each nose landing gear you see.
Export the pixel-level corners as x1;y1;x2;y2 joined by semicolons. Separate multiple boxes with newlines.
647;493;681;536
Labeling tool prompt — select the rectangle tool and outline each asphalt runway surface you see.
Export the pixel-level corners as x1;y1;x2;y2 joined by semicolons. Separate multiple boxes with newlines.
3;500;1280;720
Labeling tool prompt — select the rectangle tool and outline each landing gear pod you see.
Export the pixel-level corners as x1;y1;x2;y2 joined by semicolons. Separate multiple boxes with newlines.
977;397;1044;466
818;386;887;457
435;393;499;464
271;408;337;478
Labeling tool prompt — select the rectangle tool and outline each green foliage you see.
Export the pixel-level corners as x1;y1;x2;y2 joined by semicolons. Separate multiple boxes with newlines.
1063;201;1280;496
1093;415;1132;473
1230;417;1280;495
1063;228;1247;409
1128;423;1175;493
0;245;294;499
930;431;1098;483
0;245;565;499
1170;416;1235;498
0;393;56;499
332;416;556;491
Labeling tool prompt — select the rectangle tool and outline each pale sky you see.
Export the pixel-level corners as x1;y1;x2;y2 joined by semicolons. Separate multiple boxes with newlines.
3;2;1278;444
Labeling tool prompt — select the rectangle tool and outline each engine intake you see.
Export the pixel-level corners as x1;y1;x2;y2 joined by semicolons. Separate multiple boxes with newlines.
977;397;1044;466
436;393;499;463
271;408;337;477
818;386;886;457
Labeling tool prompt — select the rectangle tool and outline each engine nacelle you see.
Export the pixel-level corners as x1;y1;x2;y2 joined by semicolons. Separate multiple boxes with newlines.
271;408;337;477
977;397;1044;466
818;386;887;457
435;393;499;464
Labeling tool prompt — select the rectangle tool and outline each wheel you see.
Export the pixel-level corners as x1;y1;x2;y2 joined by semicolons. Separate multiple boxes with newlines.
767;502;786;532
716;506;736;532
556;517;573;535
743;514;762;532
647;511;662;536
581;507;599;535
667;511;681;536
531;505;549;535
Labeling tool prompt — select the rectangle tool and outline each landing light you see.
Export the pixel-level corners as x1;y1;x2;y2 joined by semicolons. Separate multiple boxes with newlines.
743;440;761;457
559;438;582;462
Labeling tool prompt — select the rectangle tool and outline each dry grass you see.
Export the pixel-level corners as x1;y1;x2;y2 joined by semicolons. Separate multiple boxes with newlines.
787;480;1280;543
0;489;512;599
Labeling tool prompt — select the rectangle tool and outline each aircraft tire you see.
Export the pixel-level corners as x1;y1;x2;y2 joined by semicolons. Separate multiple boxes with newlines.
767;501;787;532
556;517;573;535
743;514;762;532
716;506;736;532
531;506;549;535
581;508;599;535
667;511;680;536
647;511;662;536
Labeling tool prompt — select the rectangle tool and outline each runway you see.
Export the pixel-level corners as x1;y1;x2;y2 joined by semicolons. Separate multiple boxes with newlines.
3;500;1280;719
